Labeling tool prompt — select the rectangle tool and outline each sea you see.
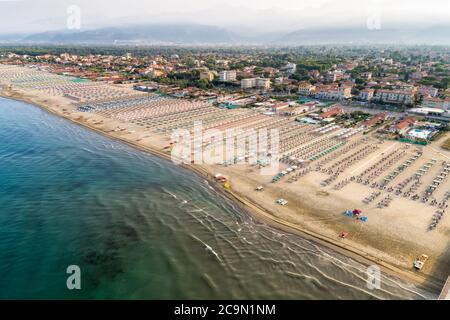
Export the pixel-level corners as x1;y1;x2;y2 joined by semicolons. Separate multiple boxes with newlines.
0;97;437;299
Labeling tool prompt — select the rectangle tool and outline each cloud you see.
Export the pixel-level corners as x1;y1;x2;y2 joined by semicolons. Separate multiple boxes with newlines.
0;0;449;33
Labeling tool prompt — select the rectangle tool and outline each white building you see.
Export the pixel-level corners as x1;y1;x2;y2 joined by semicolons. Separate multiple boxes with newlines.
326;70;344;82
375;89;415;104
219;70;237;82
284;62;297;74
315;84;352;100
241;78;256;89
256;78;271;90
407;107;449;121
358;89;374;101
241;78;271;90
421;96;447;109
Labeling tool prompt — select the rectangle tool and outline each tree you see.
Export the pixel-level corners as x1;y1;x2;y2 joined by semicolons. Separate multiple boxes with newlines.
197;78;211;89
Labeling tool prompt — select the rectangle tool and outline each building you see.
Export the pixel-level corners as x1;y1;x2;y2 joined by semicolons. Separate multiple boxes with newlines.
375;89;415;104
216;60;229;68
362;112;387;127
326;70;344;82
315;84;352;101
274;77;285;85
264;67;278;77
200;71;215;82
241;78;256;89
419;85;438;97
338;85;352;99
256;78;271;90
315;84;335;100
358;89;375;101
393;83;417;92
145;69;164;79
361;72;372;80
393;117;417;134
421;96;446;109
320;106;344;119
411;70;427;81
271;102;290;113
241;77;271;90
284;62;297;74
309;70;320;79
407;107;448;119
219;70;237;82
294;102;317;114
298;82;316;96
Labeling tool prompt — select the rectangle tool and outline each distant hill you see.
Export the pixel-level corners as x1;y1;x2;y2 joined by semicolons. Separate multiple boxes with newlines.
22;24;241;45
0;33;30;42
273;26;450;45
5;24;450;46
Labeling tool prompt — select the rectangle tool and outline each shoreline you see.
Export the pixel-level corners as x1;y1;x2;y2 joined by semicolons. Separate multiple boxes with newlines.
0;89;444;294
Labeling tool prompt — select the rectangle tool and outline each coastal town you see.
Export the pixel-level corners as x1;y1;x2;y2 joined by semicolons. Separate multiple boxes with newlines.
0;45;449;293
1;46;449;117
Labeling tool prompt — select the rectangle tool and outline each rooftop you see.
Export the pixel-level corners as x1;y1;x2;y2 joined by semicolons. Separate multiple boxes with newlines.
409;107;446;115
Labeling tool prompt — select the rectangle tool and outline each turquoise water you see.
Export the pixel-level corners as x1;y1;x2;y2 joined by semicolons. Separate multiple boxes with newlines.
0;97;436;299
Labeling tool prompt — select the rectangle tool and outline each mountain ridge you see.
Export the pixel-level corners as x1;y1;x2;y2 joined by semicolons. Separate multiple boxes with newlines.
1;23;449;45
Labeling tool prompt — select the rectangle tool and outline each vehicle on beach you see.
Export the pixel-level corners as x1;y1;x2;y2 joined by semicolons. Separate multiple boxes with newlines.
413;254;429;270
255;186;264;191
214;173;228;183
276;198;288;206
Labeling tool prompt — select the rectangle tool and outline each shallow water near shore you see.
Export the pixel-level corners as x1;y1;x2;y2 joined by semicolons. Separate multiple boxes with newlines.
0;97;437;299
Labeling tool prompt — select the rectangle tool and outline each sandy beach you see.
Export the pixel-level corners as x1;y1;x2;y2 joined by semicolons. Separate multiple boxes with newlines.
1;67;449;293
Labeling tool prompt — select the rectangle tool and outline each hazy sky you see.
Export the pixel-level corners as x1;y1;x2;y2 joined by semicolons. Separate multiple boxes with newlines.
1;0;449;34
